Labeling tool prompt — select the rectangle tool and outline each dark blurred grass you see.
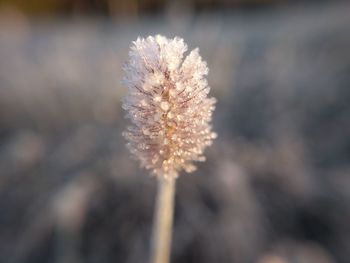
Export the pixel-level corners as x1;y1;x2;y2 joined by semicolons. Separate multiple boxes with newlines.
0;0;317;17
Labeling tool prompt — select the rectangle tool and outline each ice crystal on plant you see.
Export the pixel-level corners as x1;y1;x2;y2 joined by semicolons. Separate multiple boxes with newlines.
122;35;216;178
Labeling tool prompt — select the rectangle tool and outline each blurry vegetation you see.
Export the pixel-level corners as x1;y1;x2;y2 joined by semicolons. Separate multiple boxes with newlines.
0;0;320;17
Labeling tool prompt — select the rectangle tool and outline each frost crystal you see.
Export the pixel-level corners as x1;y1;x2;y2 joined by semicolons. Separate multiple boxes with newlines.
122;35;216;178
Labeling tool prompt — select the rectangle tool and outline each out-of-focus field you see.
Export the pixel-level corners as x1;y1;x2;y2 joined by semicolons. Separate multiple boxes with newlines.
0;2;349;263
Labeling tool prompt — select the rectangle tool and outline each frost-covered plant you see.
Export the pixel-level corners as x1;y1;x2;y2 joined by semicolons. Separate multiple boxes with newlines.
122;35;216;263
122;35;217;179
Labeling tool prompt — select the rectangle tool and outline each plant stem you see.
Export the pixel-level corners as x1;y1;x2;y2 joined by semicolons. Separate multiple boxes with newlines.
150;176;176;263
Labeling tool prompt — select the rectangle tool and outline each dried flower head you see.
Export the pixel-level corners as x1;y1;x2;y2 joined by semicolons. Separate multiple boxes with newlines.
122;35;217;178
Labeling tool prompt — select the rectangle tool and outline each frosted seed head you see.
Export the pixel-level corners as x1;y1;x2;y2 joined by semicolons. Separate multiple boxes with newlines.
122;35;216;178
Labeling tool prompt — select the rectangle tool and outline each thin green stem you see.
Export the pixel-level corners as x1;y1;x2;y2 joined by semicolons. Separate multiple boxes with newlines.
150;176;176;263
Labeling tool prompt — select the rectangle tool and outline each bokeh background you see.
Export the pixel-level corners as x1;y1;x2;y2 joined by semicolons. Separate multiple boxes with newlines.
0;0;349;262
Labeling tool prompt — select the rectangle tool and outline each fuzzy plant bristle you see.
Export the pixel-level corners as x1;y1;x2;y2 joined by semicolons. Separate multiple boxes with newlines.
122;35;217;178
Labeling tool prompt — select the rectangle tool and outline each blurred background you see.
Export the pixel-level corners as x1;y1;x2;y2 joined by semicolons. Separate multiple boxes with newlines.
0;0;349;262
